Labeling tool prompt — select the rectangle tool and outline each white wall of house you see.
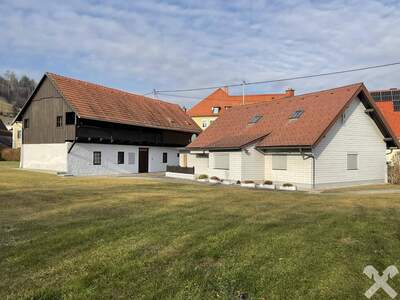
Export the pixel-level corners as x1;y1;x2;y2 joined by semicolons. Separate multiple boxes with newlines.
187;153;209;175
67;143;179;176
241;145;265;181
314;97;387;188
264;154;313;189
21;143;69;172
209;151;242;181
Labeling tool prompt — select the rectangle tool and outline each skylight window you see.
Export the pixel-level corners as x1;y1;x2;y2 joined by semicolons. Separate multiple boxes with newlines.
289;110;304;119
249;115;263;124
212;107;221;114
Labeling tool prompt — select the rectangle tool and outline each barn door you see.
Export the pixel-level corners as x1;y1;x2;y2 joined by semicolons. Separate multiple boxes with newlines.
138;148;149;173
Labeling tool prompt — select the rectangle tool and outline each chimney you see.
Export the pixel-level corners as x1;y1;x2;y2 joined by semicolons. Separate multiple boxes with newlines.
285;88;295;97
222;86;229;95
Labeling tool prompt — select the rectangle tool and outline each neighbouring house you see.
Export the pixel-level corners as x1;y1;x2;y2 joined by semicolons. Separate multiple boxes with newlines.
187;87;295;130
13;73;201;175
12;121;22;149
0;118;12;149
184;83;399;190
370;88;400;162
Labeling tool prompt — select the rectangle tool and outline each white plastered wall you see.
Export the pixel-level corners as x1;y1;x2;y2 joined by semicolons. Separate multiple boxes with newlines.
67;143;179;176
21;143;69;172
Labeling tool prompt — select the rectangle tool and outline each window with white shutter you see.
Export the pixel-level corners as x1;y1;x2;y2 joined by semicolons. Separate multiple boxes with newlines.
213;153;229;170
272;155;287;170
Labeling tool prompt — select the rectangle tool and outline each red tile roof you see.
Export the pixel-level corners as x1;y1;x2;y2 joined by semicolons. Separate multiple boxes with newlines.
45;73;200;133
373;100;400;140
187;88;293;117
188;83;398;150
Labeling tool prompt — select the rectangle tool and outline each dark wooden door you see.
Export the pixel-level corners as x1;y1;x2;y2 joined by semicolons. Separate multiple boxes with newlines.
138;148;149;173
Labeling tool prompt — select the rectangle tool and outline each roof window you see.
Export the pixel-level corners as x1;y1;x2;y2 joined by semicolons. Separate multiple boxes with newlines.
249;115;263;124
289;110;304;119
212;107;221;114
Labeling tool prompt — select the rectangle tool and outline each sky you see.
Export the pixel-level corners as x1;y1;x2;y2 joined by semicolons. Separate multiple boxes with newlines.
0;0;399;107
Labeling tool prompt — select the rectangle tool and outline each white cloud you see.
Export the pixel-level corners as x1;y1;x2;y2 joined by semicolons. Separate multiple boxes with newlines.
0;0;399;107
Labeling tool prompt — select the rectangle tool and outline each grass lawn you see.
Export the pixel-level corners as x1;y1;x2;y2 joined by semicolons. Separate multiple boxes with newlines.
2;162;400;299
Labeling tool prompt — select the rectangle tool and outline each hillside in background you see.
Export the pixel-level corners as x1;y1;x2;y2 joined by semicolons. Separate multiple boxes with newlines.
0;71;36;111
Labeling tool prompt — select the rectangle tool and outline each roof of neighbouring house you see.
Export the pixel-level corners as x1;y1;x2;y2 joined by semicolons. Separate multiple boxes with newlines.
187;88;293;117
187;83;399;150
15;73;201;134
370;89;400;140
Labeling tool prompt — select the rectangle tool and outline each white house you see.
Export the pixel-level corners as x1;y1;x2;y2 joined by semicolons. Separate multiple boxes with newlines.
184;83;399;189
14;73;200;176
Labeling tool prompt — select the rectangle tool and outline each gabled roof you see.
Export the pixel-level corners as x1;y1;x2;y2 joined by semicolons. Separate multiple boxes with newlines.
15;73;201;134
188;83;399;150
187;88;292;117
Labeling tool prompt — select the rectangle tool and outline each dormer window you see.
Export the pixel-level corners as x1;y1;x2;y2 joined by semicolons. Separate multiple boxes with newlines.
212;107;221;114
249;115;263;124
289;110;304;119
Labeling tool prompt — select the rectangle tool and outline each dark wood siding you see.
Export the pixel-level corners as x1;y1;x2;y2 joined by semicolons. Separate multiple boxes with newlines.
76;118;193;147
22;78;76;144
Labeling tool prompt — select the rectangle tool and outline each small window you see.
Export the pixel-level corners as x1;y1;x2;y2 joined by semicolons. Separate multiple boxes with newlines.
65;112;76;125
202;120;208;128
128;152;135;164
23;118;29;129
272;155;287;170
118;152;124;164
347;153;358;170
212;107;221;114
249;115;263;124
93;151;101;165
213;153;229;170
225;106;232;110
289;110;304;119
177;153;180;158
17;130;22;139
56;116;63;127
163;152;168;163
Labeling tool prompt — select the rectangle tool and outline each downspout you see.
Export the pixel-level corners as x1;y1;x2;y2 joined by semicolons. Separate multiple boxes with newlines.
68;139;77;154
300;148;316;190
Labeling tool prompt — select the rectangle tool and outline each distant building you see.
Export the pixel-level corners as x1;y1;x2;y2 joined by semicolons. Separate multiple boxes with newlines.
370;88;400;162
12;122;22;149
187;87;295;130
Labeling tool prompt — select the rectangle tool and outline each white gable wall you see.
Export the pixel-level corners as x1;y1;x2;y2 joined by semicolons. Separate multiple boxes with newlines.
314;97;387;188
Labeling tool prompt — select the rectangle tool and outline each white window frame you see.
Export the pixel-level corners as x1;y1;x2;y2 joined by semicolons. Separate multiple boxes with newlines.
212;107;221;114
272;154;287;170
202;120;208;128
